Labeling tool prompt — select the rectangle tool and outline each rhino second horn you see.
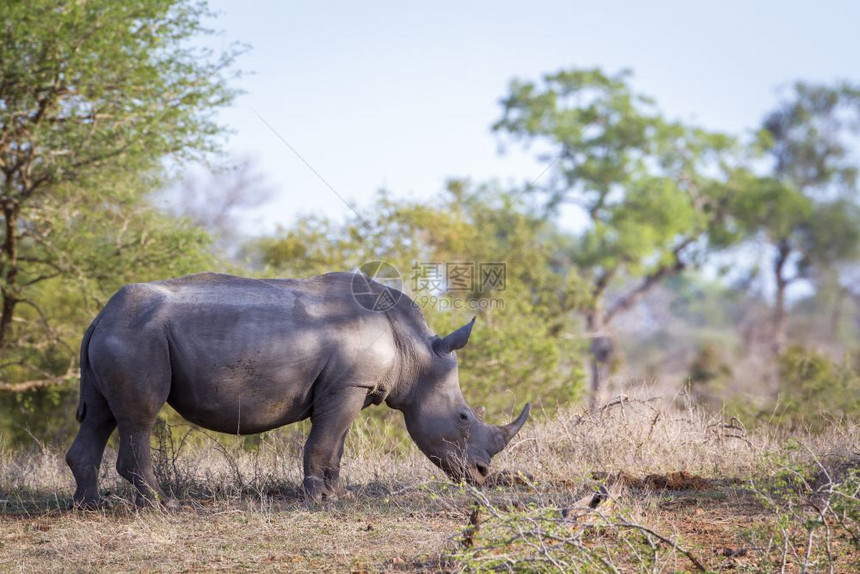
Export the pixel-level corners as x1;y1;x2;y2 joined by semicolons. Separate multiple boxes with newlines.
490;403;531;454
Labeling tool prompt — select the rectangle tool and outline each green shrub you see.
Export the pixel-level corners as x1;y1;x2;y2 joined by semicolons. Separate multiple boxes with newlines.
687;341;733;409
774;346;860;430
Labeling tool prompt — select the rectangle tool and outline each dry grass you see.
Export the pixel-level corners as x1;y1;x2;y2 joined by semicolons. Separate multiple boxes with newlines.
1;396;858;572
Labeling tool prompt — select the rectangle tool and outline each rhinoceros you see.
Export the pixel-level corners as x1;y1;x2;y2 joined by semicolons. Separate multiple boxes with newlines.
65;272;529;506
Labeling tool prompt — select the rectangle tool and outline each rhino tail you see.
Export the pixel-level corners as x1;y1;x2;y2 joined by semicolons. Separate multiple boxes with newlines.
76;318;100;423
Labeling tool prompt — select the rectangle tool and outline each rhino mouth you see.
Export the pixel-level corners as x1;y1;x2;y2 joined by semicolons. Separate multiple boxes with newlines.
439;458;491;485
465;460;491;485
475;462;490;479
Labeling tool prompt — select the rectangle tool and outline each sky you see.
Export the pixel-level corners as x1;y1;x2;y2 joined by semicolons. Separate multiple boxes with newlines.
197;0;860;235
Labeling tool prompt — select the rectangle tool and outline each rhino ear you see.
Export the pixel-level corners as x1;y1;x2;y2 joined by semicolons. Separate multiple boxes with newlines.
433;316;476;355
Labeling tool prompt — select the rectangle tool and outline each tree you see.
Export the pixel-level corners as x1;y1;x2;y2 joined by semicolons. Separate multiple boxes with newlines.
740;82;860;355
0;0;241;389
493;68;741;403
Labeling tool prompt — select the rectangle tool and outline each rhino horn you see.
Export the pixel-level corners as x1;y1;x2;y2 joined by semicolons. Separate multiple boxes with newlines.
489;403;530;455
432;316;476;355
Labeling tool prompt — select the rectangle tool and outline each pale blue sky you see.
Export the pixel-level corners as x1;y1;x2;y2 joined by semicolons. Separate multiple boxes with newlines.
202;0;860;233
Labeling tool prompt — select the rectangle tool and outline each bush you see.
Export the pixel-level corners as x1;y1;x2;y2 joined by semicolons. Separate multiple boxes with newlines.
773;346;860;430
687;341;733;409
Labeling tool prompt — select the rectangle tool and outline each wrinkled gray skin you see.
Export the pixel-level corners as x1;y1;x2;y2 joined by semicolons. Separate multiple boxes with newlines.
66;272;529;507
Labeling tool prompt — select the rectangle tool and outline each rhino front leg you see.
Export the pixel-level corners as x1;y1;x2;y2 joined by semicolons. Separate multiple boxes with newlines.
302;387;365;502
323;429;349;491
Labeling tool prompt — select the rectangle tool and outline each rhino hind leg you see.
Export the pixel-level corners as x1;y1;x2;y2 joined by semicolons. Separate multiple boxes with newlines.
115;423;170;507
66;388;117;508
86;329;175;508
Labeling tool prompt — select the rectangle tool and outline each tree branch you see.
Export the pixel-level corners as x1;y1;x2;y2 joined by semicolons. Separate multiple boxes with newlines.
603;237;695;325
0;373;75;393
593;267;616;301
21;272;63;287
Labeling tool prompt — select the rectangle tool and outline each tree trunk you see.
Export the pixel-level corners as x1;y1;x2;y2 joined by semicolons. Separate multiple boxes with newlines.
586;310;610;410
588;338;600;410
830;285;847;342
0;204;19;349
772;240;791;357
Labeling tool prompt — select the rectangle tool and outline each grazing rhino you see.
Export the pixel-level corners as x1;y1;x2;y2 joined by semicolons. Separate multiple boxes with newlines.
66;272;529;506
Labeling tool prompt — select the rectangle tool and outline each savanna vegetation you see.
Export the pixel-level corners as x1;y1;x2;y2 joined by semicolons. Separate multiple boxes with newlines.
3;398;859;572
1;1;859;572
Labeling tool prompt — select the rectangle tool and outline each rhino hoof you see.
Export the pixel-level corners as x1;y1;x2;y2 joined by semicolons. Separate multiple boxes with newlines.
304;491;339;504
303;477;352;503
70;498;103;511
323;489;353;502
302;477;328;503
70;491;113;511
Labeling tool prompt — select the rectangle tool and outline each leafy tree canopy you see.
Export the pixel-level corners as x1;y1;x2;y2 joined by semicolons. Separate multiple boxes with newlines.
493;67;744;398
723;82;860;354
493;68;741;322
0;0;241;389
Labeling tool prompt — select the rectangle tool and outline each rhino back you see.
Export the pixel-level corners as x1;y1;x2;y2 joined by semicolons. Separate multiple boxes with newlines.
90;272;400;434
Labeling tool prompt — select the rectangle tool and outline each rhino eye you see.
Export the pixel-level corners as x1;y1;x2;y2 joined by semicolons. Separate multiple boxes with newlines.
459;411;469;421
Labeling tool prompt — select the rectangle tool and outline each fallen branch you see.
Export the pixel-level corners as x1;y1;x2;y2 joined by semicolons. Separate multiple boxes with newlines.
604;519;707;572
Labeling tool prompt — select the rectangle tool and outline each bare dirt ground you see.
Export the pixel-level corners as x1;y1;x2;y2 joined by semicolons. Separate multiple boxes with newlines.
2;398;858;572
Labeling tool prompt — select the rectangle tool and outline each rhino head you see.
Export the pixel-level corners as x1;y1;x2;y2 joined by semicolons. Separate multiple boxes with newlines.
401;317;530;484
